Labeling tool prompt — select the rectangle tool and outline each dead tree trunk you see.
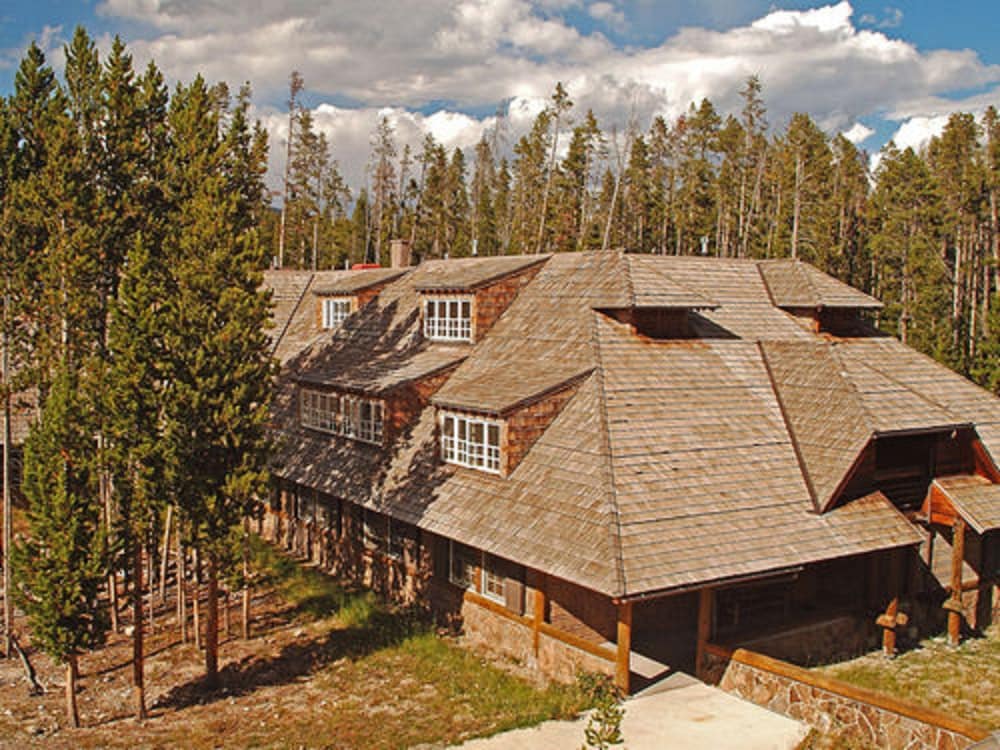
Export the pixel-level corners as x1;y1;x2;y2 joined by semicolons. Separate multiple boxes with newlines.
10;633;43;695
177;529;187;644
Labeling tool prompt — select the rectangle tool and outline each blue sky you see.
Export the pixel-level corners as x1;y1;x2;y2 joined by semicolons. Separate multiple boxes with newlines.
2;1;998;188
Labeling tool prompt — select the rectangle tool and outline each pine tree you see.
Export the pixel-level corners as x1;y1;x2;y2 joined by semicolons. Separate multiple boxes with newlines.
13;366;108;727
104;236;169;719
161;76;273;688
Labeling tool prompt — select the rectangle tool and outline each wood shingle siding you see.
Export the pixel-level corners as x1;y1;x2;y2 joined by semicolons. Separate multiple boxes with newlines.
263;251;999;606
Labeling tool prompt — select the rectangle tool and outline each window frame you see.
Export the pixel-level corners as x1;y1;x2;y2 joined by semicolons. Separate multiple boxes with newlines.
440;411;502;474
481;553;505;604
321;296;354;330
300;387;384;446
448;541;478;590
422;294;474;342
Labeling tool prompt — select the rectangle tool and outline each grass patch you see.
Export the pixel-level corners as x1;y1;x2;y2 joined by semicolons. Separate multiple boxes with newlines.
237;538;593;748
817;626;1000;729
249;535;377;625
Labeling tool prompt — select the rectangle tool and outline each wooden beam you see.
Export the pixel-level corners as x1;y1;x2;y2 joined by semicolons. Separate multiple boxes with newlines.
532;577;546;658
948;518;965;646
615;601;633;695
881;549;902;657
695;587;713;681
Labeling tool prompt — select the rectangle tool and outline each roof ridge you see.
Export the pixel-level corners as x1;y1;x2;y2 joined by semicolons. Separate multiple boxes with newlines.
833;342;966;428
272;272;315;355
622;250;637;307
796;259;825;306
757;341;822;513
590;312;627;598
827;343;877;435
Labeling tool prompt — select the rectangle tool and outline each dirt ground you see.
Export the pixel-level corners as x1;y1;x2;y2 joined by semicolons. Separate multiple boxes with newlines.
0;586;331;748
0;549;587;750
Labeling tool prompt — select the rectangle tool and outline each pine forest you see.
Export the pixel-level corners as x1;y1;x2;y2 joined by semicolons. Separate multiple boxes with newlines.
273;75;1000;396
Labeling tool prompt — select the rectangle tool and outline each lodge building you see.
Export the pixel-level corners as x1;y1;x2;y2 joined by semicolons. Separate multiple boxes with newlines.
261;246;1000;693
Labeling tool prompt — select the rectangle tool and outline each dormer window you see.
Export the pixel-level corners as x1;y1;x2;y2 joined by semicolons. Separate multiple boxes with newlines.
321;296;353;329
423;296;472;342
300;387;384;445
440;411;501;473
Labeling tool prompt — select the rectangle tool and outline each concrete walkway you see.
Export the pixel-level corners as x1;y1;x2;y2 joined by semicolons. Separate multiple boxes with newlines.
455;674;809;750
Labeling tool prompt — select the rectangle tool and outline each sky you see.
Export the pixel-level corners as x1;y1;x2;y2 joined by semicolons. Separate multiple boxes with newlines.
1;1;999;192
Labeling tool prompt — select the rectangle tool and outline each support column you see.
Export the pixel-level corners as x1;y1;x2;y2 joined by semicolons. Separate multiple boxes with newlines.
532;576;546;658
695;587;713;681
615;601;632;695
947;519;966;646
879;549;904;657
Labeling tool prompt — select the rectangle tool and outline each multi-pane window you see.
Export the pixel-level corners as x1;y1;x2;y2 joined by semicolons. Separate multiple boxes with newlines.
449;541;478;590
321;297;352;329
300;388;384;445
423;296;473;342
482;554;505;603
440;411;501;473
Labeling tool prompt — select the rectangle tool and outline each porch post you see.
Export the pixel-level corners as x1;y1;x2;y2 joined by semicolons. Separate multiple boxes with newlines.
695;587;713;681
947;518;966;646
615;601;632;695
880;549;903;657
532;576;546;659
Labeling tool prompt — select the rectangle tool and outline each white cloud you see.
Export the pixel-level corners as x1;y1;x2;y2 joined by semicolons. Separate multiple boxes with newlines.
588;2;627;33
842;122;874;144
75;0;1000;193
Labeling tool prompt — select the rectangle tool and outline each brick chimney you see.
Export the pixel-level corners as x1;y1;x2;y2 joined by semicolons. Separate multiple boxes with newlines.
390;239;412;269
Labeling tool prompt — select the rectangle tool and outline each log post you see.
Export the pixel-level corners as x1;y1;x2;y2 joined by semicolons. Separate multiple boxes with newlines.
881;549;902;657
532;577;546;659
695;587;713;681
947;519;966;646
615;601;632;695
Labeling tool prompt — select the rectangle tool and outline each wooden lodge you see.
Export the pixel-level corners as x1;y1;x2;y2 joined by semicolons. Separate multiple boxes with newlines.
262;248;1000;693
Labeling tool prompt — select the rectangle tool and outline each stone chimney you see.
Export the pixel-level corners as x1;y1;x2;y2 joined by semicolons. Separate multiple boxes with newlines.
390;239;412;269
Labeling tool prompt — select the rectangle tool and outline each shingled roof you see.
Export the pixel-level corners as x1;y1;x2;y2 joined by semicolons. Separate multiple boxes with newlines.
758;259;883;309
266;252;999;599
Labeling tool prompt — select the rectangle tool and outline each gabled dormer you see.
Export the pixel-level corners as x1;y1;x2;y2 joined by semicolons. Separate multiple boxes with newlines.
312;268;407;330
433;371;587;477
758;259;882;336
416;255;548;343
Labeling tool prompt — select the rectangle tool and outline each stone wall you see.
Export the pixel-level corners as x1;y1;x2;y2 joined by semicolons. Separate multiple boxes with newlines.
459;593;615;684
718;648;990;750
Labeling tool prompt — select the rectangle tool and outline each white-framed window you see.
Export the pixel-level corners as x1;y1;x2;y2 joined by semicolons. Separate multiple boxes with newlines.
449;541;478;590
440;411;501;473
321;296;353;329
482;554;505;603
300;388;384;445
423;295;473;342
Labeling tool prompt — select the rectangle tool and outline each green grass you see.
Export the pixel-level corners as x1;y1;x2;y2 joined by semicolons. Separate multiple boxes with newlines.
240;537;593;748
817;626;1000;729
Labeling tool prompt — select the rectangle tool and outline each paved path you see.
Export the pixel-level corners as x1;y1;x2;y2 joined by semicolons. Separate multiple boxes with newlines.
455;674;809;750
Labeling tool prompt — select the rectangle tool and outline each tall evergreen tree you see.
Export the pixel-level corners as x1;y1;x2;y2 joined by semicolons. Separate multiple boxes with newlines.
13;366;108;727
161;76;273;688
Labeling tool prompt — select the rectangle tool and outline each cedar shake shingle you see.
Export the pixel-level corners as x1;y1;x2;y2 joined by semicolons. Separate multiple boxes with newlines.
264;251;999;599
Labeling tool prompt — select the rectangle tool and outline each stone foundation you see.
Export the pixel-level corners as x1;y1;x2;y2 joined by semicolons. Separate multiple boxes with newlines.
718;648;990;749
